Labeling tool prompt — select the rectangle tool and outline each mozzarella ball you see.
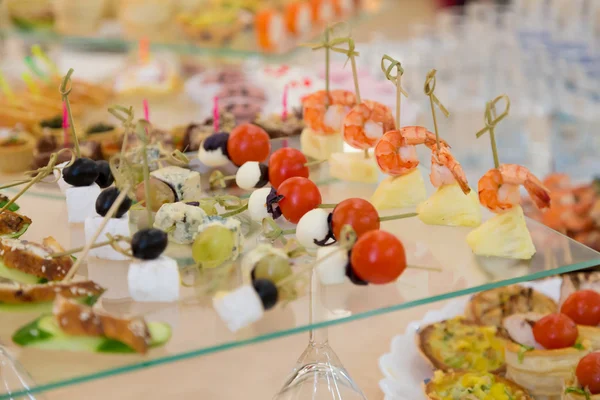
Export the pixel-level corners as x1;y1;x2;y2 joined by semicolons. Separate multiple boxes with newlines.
248;187;273;222
315;245;348;285
235;162;269;190
296;208;331;249
198;132;230;167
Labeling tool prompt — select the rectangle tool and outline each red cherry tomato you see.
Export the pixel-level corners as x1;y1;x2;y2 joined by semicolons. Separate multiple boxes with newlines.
332;198;380;240
277;177;322;224
532;313;578;350
350;230;406;284
227;123;271;166
268;148;309;189
576;352;600;394
561;290;600;326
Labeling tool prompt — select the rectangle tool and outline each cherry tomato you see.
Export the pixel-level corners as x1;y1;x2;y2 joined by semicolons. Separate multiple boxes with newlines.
332;198;380;240
532;313;578;350
268;148;309;189
277;177;322;224
227;123;271;166
350;230;406;284
576;352;600;394
561;290;600;326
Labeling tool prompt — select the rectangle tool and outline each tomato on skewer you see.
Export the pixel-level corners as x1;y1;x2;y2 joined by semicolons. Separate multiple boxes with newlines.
268;148;309;189
227;123;271;166
331;198;380;240
277;177;322;224
350;230;406;284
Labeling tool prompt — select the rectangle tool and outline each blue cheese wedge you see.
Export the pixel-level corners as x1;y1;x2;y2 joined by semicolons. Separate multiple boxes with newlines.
154;203;207;244
150;166;202;201
197;217;242;262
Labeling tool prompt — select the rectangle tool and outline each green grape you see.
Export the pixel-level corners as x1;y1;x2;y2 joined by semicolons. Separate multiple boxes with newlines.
135;178;176;212
253;255;291;283
192;226;235;269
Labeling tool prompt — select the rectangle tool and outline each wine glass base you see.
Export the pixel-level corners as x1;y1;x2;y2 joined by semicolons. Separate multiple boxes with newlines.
274;342;366;400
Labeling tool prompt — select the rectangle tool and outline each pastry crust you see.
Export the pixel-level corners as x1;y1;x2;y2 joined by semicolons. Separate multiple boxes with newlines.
423;371;533;400
562;375;600;399
465;285;557;328
577;325;600;350
416;318;506;374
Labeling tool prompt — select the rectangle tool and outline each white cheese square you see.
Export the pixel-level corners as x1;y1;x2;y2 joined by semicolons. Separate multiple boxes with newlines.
84;214;130;260
213;285;264;332
150;166;202;201
53;161;72;194
65;184;101;223
128;256;180;303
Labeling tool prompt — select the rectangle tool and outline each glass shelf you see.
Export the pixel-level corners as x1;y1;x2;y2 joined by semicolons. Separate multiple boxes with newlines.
0;163;599;399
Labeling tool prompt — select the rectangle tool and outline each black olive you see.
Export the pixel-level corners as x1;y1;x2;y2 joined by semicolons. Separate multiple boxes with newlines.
62;158;100;187
202;132;230;158
255;163;269;188
252;279;278;310
131;228;168;260
346;251;368;286
95;160;114;188
95;187;132;218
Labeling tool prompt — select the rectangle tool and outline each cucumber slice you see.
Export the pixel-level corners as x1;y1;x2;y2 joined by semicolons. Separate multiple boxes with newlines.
13;316;172;353
0;200;20;212
0;294;100;313
1;224;30;239
0;260;42;284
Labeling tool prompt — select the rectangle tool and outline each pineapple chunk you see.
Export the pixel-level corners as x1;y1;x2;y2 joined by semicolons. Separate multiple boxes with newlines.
417;184;482;227
466;206;535;260
328;152;379;183
370;169;427;210
300;128;343;160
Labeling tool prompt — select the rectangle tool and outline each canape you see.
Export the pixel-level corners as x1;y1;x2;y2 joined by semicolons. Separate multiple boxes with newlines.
0;128;35;173
424;370;533;400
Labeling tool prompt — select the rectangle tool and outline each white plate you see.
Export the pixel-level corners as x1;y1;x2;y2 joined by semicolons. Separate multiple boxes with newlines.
377;278;563;400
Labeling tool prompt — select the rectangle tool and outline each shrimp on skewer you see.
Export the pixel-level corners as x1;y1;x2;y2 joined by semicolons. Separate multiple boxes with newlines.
374;126;449;176
430;146;470;194
479;164;551;213
302;90;356;134
343;100;395;149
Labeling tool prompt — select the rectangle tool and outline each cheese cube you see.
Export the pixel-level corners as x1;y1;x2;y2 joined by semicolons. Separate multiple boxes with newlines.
371;169;427;210
300;128;343;161
328;152;379;183
128;256;180;302
84;214;130;260
53;161;72;194
154;202;207;244
150;166;202;201
316;246;348;285
213;285;264;332
65;184;102;223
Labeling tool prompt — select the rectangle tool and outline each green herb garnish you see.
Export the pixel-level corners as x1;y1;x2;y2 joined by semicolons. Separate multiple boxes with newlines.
86;123;114;135
573;341;585;350
517;344;534;363
40;115;63;129
565;387;591;400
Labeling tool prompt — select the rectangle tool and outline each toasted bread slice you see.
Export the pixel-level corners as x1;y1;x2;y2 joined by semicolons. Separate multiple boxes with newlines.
465;285;557;328
424;370;533;400
53;296;151;354
0;237;73;281
416;317;506;374
0;281;104;304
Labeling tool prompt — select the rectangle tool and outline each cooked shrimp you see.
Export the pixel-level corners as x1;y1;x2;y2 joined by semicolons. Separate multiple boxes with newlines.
343;100;396;150
302;90;356;134
478;164;551;213
374;126;449;176
430;146;470;194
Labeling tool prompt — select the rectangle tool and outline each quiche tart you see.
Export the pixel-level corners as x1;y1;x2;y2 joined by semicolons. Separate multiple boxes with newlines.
563;374;600;400
424;370;533;400
417;317;507;374
465;285;557;328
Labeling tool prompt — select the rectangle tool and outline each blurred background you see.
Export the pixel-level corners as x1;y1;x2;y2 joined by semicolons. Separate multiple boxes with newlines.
1;0;600;250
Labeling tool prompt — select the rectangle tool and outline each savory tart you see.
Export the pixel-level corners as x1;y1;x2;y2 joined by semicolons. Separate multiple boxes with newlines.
0;280;104;312
0;128;35;173
465;285;557;328
561;272;600;305
417;317;506;374
562;352;600;400
424;370;532;400
13;296;171;354
0;237;74;283
503;313;591;398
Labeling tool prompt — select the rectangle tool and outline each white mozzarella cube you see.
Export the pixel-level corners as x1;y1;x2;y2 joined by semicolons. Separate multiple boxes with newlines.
150;166;202;201
248;187;272;222
296;208;330;249
128;256;180;303
84;214;130;260
54;161;72;194
213;285;264;332
154;202;207;244
65;184;102;223
315;246;348;285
